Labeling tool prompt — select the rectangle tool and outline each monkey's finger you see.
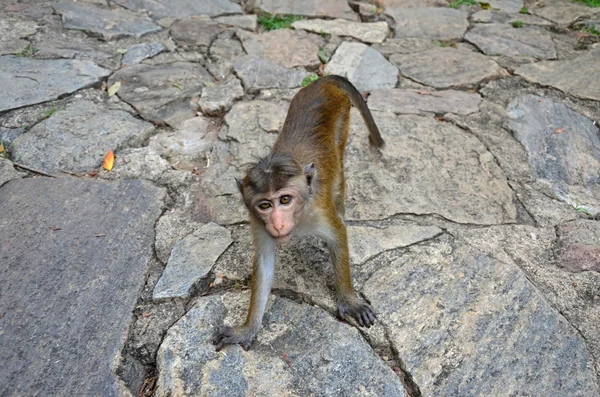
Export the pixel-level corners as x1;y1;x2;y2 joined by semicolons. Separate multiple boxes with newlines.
366;310;376;325
361;312;372;327
355;313;365;327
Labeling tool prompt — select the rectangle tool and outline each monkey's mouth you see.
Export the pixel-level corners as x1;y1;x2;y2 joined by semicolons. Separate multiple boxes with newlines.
274;232;292;244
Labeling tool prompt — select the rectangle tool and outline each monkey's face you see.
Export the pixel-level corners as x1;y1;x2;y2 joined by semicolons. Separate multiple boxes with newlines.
251;186;308;244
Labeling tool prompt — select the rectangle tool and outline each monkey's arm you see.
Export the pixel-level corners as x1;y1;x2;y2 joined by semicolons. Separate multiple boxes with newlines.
212;229;276;350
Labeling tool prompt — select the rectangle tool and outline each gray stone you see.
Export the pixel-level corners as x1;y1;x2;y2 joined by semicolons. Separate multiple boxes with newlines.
0;12;37;55
506;95;600;214
381;0;448;7
112;0;242;19
215;14;257;31
170;16;221;51
0;158;25;187
351;1;378;17
487;0;523;13
154;210;204;264
515;48;600;101
233;56;309;93
10;100;154;173
254;0;356;20
0;177;164;396
364;235;598;396
510;181;578;227
223;100;288;166
153;223;232;300
142;50;205;65
390;48;506;89
292;18;389;44
32;33;120;70
368;88;482;115
109;62;214;126
345;110;517;224
465;24;556;59
0;127;25;150
0;55;110;112
122;42;165;65
531;0;599;25
205;32;245;80
53;1;161;39
371;38;437;56
325;42;398;92
348;223;442;264
387;7;468;40
556;219;600;273
238;29;322;69
200;77;244;116
156;294;406;396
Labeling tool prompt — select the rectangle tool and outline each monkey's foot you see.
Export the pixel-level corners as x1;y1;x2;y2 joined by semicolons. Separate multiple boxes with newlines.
338;299;376;327
212;325;257;351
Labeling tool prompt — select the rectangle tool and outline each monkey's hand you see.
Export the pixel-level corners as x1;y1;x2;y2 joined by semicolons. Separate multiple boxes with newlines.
212;325;257;351
338;298;376;328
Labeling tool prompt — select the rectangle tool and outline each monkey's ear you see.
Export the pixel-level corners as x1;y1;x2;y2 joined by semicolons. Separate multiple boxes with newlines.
235;177;243;193
303;163;317;194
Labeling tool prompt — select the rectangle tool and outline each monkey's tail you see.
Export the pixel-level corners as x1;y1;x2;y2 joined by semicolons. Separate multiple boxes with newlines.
327;75;385;148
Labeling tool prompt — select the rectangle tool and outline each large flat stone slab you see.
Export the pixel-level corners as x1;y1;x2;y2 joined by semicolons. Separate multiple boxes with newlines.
387;7;468;40
254;0;356;20
0;158;25;187
113;0;242;19
122;42;165;65
109;62;214;126
368;88;482;115
238;29;321;68
233;56;309;93
292;18;389;44
324;42;398;92
345;110;517;224
506;95;600;214
54;1;162;39
390;48;506;89
0;177;165;396
0;12;37;55
156;294;406;396
0;55;111;112
11;100;155;173
515;48;600;102
531;0;600;25
363;236;599;396
170;16;221;51
465;23;556;59
153;223;233;300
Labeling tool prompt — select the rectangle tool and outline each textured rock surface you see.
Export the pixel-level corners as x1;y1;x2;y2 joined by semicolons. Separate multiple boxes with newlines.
368;88;482;115
0;56;110;112
238;29;321;68
515;48;600;102
11;100;155;173
531;0;599;25
387;7;468;40
122;42;165;65
215;14;257;31
255;0;356;20
0;12;37;55
153;223;232;299
371;37;437;55
205;31;245;80
465;24;556;59
325;42;398;92
156;295;406;396
199;76;244;116
345;110;517;224
556;220;600;273
292;18;389;44
0;159;25;187
391;48;506;88
54;1;161;39
109;62;214;126
506;95;600;213
233;56;309;92
0;177;164;396
113;0;242;19
487;0;523;13
170;16;221;51
364;236;599;396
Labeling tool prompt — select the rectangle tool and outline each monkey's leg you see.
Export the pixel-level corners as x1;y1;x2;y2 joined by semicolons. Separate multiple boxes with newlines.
212;235;276;350
326;214;375;327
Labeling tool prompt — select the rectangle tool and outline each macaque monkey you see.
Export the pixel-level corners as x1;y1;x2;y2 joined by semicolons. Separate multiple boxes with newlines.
213;75;384;350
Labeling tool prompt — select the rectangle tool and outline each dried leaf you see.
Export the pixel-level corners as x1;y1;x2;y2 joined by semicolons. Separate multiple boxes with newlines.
49;227;62;231
479;2;491;9
103;149;115;171
108;81;121;97
281;352;293;368
116;48;128;54
555;128;563;133
173;83;183;90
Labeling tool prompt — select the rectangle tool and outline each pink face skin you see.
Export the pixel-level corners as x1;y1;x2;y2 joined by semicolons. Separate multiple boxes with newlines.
253;189;305;244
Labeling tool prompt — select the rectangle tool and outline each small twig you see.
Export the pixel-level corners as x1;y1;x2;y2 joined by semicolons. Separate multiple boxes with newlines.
60;170;81;177
13;162;57;178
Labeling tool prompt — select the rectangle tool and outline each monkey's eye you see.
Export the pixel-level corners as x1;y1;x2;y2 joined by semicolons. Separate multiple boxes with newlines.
258;202;271;210
280;195;292;205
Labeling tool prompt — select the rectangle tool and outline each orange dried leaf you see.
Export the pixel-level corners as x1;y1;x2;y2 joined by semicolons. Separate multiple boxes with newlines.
555;128;563;133
103;149;115;171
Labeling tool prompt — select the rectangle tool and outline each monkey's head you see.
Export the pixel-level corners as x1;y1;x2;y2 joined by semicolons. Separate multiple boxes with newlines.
237;153;316;244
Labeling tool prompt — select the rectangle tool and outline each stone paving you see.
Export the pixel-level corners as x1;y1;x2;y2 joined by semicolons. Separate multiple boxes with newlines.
0;0;599;396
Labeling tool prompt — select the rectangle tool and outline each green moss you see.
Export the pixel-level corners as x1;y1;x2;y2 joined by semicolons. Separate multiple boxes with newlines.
257;12;303;31
301;74;319;87
512;20;523;28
